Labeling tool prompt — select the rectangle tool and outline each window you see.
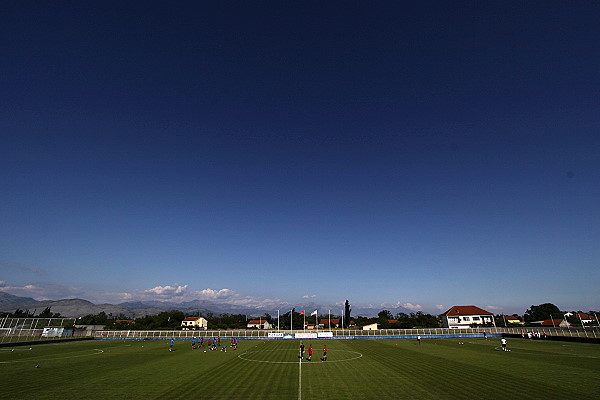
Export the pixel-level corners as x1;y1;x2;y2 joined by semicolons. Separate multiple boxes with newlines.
472;316;480;321
463;317;470;321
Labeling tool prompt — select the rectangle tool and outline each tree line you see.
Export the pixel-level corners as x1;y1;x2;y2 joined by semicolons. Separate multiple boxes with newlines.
1;307;62;318
3;302;597;330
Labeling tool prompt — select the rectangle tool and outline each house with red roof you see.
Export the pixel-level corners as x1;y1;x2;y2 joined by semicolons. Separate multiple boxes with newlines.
530;319;570;327
573;313;597;324
247;320;272;329
319;319;341;328
441;305;494;329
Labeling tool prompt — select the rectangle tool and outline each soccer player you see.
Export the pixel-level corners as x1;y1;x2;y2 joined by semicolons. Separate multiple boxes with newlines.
199;337;204;347
207;338;212;349
191;337;196;349
501;337;508;351
320;345;327;361
169;338;174;352
417;335;421;345
307;344;313;361
299;342;305;359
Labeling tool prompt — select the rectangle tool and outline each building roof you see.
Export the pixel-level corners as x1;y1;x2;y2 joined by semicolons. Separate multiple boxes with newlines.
248;320;268;324
319;319;340;324
182;317;201;321
441;305;493;316
574;313;595;320
503;315;523;321
539;319;565;326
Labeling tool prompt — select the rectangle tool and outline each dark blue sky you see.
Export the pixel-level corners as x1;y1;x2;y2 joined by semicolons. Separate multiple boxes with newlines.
1;1;598;314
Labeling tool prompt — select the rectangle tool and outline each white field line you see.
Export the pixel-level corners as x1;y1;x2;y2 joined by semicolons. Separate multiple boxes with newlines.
298;352;302;400
0;349;104;364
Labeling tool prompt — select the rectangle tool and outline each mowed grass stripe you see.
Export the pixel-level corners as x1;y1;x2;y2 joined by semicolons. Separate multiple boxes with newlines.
373;339;599;400
361;340;479;399
157;340;299;399
1;338;599;399
408;338;600;398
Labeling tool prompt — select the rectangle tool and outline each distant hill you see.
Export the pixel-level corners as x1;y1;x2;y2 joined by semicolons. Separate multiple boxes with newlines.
0;291;414;319
0;292;278;318
0;291;37;307
0;293;162;318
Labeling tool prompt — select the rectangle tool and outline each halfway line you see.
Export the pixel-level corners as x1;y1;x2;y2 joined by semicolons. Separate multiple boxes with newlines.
298;352;302;400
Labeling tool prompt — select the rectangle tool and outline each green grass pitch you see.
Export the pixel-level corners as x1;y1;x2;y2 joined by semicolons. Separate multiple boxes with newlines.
1;338;599;399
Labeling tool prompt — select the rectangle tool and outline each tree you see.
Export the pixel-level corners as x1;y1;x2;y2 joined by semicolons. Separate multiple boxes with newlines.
344;300;351;328
524;303;561;323
12;309;33;317
378;310;393;320
79;312;109;325
413;311;439;328
38;307;60;318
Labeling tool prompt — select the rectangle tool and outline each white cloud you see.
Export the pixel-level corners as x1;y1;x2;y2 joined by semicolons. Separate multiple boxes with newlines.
402;303;423;311
377;301;423;311
0;281;6;287
190;288;285;309
302;294;316;299
103;285;287;309
435;304;445;311
486;305;504;311
193;288;234;299
143;284;188;298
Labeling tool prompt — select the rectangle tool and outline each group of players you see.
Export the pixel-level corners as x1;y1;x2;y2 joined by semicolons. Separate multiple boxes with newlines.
298;342;327;361
168;337;239;352
193;337;238;352
169;338;329;360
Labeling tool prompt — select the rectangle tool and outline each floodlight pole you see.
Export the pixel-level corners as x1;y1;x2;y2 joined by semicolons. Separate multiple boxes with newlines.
277;310;280;331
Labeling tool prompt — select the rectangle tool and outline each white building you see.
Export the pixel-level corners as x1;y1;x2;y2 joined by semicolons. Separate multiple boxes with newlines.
441;305;494;329
181;317;208;330
247;320;272;329
362;323;379;331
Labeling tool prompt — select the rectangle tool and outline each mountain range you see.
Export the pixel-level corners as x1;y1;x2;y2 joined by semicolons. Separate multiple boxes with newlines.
0;291;412;319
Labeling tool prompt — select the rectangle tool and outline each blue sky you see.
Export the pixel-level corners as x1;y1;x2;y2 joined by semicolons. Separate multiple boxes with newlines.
1;2;598;315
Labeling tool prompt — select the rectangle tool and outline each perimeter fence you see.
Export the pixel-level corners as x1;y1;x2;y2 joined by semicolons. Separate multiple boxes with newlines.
3;316;599;345
0;317;78;345
96;326;600;340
